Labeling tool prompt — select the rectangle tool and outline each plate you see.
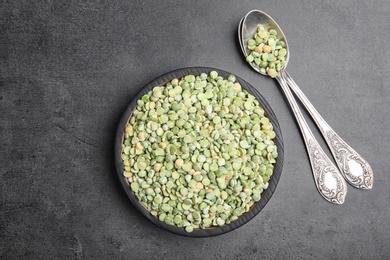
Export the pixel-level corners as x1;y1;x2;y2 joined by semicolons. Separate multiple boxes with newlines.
114;67;284;237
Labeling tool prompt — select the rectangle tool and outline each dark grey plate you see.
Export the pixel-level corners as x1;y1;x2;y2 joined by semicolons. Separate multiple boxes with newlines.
114;67;284;237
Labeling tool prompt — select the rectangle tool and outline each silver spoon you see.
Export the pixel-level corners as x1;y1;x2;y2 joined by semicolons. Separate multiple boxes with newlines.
238;10;373;191
239;11;351;204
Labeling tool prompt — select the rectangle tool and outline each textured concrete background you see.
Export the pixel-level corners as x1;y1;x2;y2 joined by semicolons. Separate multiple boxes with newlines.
1;0;389;259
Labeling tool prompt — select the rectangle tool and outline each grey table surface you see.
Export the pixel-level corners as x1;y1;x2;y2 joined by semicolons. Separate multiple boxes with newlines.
1;0;390;259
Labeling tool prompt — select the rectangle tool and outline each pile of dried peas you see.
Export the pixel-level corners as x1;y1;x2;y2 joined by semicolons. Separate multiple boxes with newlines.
122;71;277;232
246;25;287;78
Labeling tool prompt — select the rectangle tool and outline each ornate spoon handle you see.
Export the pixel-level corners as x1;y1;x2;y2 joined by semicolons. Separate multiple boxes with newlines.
284;72;373;189
277;71;347;204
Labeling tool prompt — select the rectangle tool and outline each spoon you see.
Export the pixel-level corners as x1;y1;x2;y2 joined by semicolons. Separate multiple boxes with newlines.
238;10;373;191
239;11;350;204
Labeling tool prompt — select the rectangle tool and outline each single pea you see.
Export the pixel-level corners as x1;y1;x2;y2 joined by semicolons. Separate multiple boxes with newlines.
164;215;174;225
269;29;277;35
248;39;256;46
267;68;278;78
239;140;249;149
192;211;201;221
161;204;171;212
213;116;222;125
146;188;154;195
217;217;225;226
246;55;254;63
174;215;182;224
131;182;139;192
172;171;180;180
154;195;163;204
180;187;189;196
276;63;282;72
185;226;194;233
267;53;276;62
197;155;206;163
202;178;211;186
258;30;267;38
263;45;272;53
175;158;184;168
233;157;243;169
210;71;218;79
182;163;192;172
185;75;195;82
228;74;236;82
183;135;192;143
277;40;286;47
193;173;203;182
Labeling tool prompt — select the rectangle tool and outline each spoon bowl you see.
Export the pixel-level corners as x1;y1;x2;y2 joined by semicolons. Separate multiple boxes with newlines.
240;10;290;75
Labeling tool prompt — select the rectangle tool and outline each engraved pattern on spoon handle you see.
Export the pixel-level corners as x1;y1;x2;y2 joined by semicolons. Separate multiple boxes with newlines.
284;72;373;189
277;72;347;204
324;131;373;189
306;138;347;204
